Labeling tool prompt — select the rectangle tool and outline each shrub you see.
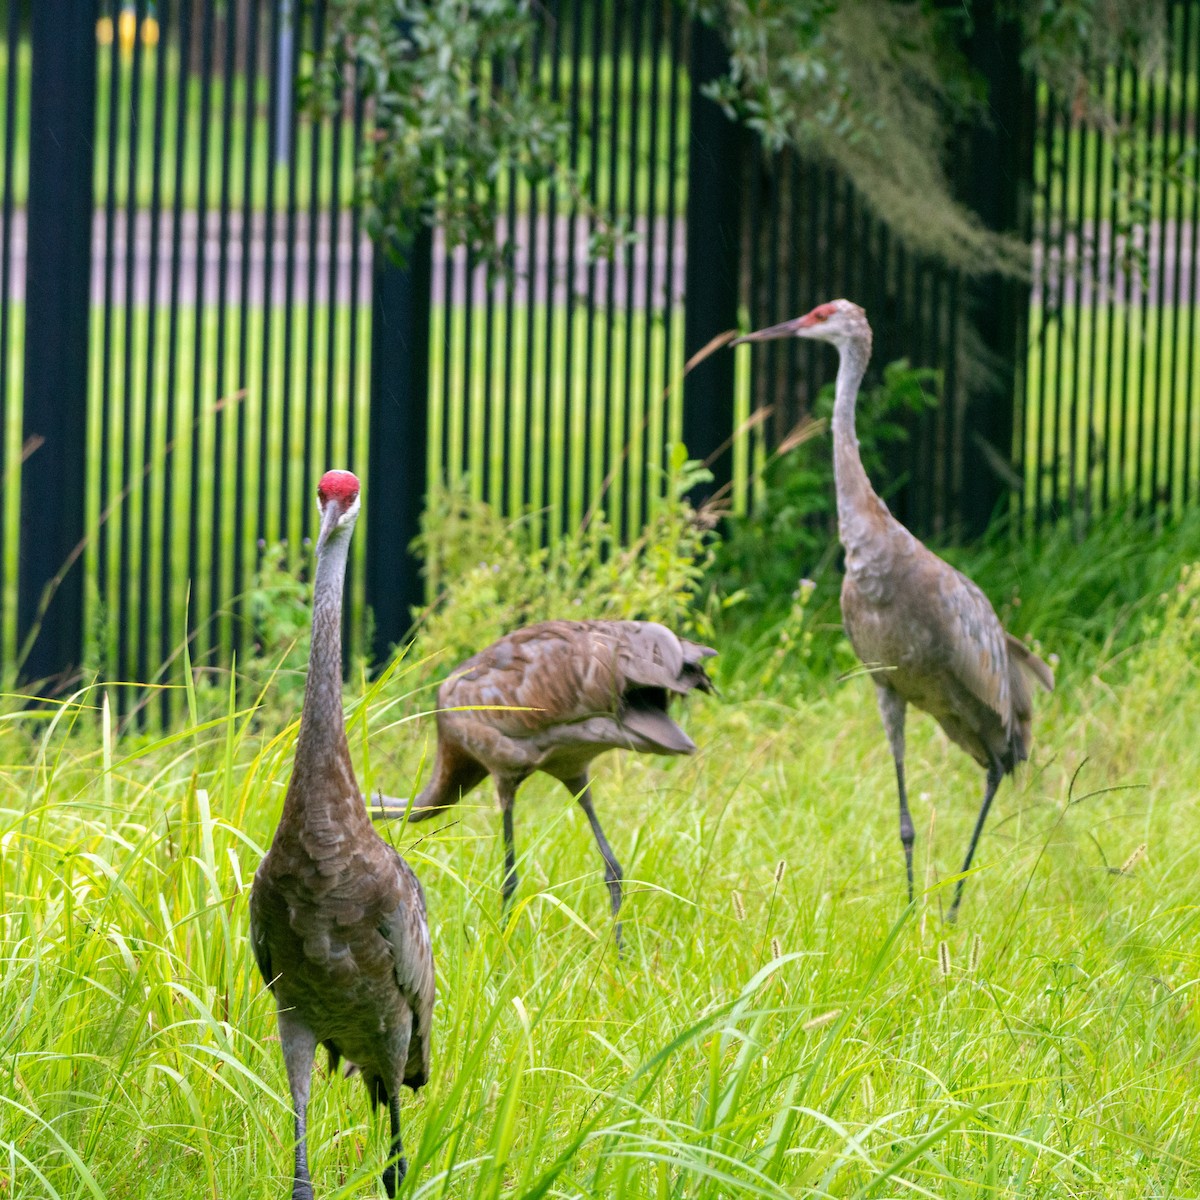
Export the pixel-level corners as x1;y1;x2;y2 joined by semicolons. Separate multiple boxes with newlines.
409;446;719;672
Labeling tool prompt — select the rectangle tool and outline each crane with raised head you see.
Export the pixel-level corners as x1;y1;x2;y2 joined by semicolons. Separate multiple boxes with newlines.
373;619;715;943
250;470;434;1199
734;301;1054;920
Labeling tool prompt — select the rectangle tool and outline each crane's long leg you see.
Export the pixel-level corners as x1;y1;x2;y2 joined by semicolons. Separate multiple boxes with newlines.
382;1093;406;1198
497;777;520;912
875;685;914;902
277;1007;317;1200
564;774;624;946
949;758;1004;923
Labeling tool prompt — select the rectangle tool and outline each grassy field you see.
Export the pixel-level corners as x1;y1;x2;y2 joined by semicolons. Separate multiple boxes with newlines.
2;543;1199;1197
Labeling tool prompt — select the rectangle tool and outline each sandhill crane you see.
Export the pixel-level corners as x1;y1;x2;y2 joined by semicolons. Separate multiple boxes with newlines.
373;619;715;942
250;470;435;1199
734;301;1054;920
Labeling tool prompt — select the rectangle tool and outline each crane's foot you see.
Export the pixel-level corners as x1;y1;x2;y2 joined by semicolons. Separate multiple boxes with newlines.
382;1154;407;1198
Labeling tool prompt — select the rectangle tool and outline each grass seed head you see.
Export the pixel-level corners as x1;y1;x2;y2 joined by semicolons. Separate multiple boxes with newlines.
938;940;952;977
774;859;787;885
732;891;745;921
969;933;983;973
771;936;782;960
1118;843;1148;875
803;1009;841;1032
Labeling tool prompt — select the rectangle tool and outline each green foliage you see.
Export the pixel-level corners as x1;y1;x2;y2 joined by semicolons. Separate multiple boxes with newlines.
312;0;569;264
410;446;717;671
1015;0;1166;106
693;0;1026;275
240;540;313;706
713;358;939;609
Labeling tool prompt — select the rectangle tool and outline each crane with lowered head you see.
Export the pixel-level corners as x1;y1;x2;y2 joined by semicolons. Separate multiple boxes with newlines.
372;618;715;945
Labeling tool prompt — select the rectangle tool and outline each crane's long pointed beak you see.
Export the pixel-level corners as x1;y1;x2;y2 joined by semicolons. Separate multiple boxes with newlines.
315;500;342;555
731;316;805;345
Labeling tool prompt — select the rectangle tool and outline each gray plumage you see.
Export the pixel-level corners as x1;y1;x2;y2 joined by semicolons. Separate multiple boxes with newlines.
250;470;434;1199
734;302;1054;919
374;619;715;941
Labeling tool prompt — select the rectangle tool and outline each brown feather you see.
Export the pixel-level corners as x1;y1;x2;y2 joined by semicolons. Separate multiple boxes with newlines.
401;619;714;813
377;620;714;923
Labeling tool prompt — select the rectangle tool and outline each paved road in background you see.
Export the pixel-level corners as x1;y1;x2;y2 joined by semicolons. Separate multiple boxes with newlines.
3;211;1195;308
6;210;690;310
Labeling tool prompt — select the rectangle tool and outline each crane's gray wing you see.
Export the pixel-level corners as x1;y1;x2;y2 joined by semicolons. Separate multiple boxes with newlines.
438;621;607;734
930;559;1014;732
378;851;435;1089
248;875;274;990
435;619;714;757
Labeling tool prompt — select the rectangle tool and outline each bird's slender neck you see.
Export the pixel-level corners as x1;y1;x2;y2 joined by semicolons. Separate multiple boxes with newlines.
292;528;353;780
830;335;881;537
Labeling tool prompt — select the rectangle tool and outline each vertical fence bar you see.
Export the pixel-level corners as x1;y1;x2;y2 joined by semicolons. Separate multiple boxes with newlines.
98;0;124;661
161;0;194;722
682;20;741;501
0;0;22;666
639;1;664;526
1167;1;1191;513
19;0;97;689
958;0;1031;538
118;0;149;709
600;0;621;524
234;0;262;674
136;0;169;710
1185;6;1200;506
1085;61;1107;522
561;0;584;529
188;0;216;668
1049;100;1071;520
209;0;239;668
1147;5;1172;512
367;228;433;663
279;0;301;551
581;0;603;510
1067;102;1088;521
542;8;564;529
619;0;643;535
259;0;281;553
661;5;684;450
301;0;326;539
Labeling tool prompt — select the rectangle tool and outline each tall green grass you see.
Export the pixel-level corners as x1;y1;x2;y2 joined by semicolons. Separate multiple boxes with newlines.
3;555;1200;1197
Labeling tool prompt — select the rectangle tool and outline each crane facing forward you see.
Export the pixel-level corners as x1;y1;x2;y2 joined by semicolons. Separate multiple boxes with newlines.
250;471;434;1199
373;620;715;940
734;301;1054;920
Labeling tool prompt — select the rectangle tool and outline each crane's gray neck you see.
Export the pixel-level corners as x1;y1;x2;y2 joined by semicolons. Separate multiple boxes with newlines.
293;530;353;776
830;335;881;542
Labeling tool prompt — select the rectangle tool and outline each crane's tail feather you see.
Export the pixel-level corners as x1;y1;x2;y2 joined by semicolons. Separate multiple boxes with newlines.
1005;634;1054;692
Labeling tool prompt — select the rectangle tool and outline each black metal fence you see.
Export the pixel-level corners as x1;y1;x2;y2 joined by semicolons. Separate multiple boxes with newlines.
1025;0;1200;526
3;0;1199;702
